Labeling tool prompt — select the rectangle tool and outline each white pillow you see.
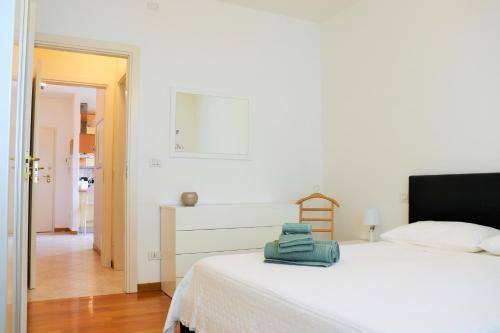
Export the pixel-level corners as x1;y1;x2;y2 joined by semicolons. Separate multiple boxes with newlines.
479;235;500;255
380;221;500;252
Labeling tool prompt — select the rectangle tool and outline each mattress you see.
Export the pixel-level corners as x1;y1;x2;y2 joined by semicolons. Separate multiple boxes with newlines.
164;242;500;333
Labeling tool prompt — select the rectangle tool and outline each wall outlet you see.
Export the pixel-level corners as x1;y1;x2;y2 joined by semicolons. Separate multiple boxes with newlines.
148;250;161;261
146;1;160;11
149;158;162;168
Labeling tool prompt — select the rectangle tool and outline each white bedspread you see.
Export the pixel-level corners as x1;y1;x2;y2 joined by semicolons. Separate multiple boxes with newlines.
164;242;500;333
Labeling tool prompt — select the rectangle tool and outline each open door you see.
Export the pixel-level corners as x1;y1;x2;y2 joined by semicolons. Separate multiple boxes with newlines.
2;0;39;331
1;1;27;332
112;74;128;271
27;60;42;290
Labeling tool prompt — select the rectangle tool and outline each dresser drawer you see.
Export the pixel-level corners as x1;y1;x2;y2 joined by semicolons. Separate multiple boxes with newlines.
176;249;262;277
176;226;281;254
174;204;299;230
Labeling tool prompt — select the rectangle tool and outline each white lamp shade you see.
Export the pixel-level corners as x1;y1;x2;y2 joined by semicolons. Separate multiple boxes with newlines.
363;208;382;226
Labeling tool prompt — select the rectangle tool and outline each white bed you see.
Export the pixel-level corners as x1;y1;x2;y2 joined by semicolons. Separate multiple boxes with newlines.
164;241;500;333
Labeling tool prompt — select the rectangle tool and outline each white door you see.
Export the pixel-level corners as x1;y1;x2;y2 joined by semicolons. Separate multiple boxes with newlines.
1;1;28;332
33;127;55;232
3;0;36;332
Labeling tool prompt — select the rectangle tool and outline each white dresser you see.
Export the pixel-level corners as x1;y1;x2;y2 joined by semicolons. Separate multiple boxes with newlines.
160;203;299;296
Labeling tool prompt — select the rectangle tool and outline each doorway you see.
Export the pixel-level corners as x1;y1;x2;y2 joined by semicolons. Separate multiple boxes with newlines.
6;28;140;330
27;47;129;301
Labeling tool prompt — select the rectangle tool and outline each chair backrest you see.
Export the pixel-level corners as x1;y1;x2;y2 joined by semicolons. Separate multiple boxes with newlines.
296;193;340;240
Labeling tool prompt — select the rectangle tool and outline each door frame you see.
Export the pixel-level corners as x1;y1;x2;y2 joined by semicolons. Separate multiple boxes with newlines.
31;33;140;294
17;2;36;332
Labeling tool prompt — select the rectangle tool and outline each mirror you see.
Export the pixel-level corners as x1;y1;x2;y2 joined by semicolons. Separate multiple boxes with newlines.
172;89;250;159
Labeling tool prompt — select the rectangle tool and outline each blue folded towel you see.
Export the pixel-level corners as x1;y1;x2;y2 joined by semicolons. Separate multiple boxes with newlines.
279;233;314;247
278;233;314;253
278;243;314;254
282;223;312;235
264;240;340;267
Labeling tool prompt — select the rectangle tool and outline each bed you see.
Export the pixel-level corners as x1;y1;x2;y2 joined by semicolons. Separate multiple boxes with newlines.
164;173;500;333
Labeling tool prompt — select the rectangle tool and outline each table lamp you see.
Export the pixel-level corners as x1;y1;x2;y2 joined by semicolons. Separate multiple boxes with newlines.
363;208;381;242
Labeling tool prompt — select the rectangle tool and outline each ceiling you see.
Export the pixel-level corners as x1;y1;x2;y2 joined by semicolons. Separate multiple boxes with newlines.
42;84;97;112
218;0;359;23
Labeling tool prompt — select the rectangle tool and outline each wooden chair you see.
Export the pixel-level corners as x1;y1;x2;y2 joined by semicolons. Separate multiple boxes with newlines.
296;193;340;240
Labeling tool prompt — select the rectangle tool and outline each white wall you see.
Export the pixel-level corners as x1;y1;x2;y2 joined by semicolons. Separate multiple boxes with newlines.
321;0;500;240
38;93;78;229
35;0;323;282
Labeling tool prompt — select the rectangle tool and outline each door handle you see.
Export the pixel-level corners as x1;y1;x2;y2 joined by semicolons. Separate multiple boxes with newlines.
42;174;51;183
26;155;41;183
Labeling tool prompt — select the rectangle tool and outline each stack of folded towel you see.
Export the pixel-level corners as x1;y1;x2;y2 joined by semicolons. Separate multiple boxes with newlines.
264;223;340;267
278;223;314;253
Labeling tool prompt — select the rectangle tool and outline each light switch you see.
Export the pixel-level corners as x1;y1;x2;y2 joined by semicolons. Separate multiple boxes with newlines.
401;192;409;203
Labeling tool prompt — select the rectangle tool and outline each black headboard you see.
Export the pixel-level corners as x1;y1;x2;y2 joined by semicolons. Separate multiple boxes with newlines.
409;173;500;229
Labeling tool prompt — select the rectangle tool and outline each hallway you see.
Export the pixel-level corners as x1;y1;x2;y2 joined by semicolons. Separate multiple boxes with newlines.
28;233;124;302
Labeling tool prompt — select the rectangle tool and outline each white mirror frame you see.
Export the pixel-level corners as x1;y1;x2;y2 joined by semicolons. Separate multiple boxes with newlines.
170;87;252;160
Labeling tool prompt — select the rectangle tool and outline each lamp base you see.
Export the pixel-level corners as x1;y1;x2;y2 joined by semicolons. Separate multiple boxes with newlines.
368;226;376;242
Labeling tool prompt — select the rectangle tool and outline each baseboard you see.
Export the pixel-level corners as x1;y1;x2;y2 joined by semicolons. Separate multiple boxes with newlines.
137;282;161;293
54;227;78;235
